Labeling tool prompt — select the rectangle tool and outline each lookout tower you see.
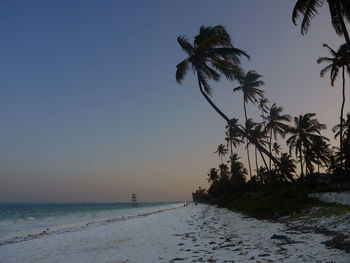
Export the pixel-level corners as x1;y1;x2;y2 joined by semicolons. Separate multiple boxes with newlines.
131;193;137;207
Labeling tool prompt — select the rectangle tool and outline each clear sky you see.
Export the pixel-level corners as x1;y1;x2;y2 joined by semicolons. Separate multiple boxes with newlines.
0;1;347;202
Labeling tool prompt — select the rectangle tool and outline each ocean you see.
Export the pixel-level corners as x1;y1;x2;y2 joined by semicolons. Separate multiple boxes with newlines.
0;202;181;245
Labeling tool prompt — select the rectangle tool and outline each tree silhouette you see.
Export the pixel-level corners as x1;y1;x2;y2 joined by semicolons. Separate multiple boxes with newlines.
233;71;264;179
278;153;297;178
214;144;228;164
207;168;219;184
225;118;243;156
176;25;294;181
318;43;350;165
263;103;291;170
292;0;350;49
286;113;327;177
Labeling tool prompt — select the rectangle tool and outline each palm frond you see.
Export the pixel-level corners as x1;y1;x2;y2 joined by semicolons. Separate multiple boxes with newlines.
176;59;189;84
292;0;324;34
177;36;193;56
197;71;212;96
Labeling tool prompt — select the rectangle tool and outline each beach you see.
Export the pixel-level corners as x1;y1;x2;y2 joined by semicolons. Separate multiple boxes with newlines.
0;204;349;263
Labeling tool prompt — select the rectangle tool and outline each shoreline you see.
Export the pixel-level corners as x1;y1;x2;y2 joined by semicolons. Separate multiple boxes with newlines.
0;203;183;246
0;204;349;262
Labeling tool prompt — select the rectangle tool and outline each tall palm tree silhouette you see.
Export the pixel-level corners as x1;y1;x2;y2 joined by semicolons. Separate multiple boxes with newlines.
278;153;297;178
233;71;264;179
263;104;291;170
176;25;293;181
272;142;282;168
228;153;247;189
292;0;350;49
333;112;350;139
207;168;219;184
258;97;270;127
243;119;257;179
308;136;331;173
286;113;327;177
250;123;268;173
233;70;265;121
317;43;350;165
225;118;243;156
214;144;228;164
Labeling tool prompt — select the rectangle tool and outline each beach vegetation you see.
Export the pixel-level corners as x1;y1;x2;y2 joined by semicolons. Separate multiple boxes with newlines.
185;14;350;217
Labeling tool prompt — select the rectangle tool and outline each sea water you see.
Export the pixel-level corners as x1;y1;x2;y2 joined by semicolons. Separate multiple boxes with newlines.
0;202;181;245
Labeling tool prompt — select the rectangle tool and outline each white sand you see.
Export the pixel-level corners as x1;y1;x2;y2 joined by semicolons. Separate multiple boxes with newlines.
0;204;348;263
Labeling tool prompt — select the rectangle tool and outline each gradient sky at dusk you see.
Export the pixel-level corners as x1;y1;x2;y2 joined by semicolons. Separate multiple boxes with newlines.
0;1;348;202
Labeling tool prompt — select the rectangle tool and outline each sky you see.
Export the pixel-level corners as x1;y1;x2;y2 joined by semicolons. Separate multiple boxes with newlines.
0;0;348;202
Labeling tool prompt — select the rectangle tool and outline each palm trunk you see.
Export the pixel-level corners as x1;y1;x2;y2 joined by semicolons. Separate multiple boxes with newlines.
269;129;273;170
299;145;304;178
197;77;295;182
340;66;345;168
255;146;258;175
243;100;252;179
247;145;252;180
259;149;269;171
334;0;350;50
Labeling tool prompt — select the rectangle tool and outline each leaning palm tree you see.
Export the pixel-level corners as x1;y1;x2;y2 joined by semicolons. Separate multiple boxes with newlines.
176;25;293;181
292;0;350;49
318;43;350;163
286;113;327;178
214;144;228;164
263;103;291;170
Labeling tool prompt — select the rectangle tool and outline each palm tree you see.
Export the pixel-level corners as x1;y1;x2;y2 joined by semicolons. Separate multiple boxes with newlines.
233;71;264;179
207;168;219;184
249;123;269;172
258;97;270;127
225;118;243;156
273;142;281;158
333;112;350;139
272;142;282;168
263;104;291;170
218;163;230;194
243;119;257;180
214;144;228;164
292;0;350;49
317;43;350;165
228;153;247;189
176;25;293;180
233;70;265;121
286;113;327;177
307;136;331;173
278;153;297;178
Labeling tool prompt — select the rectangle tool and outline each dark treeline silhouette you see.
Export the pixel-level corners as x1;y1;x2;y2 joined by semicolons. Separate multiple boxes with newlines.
180;2;350;212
